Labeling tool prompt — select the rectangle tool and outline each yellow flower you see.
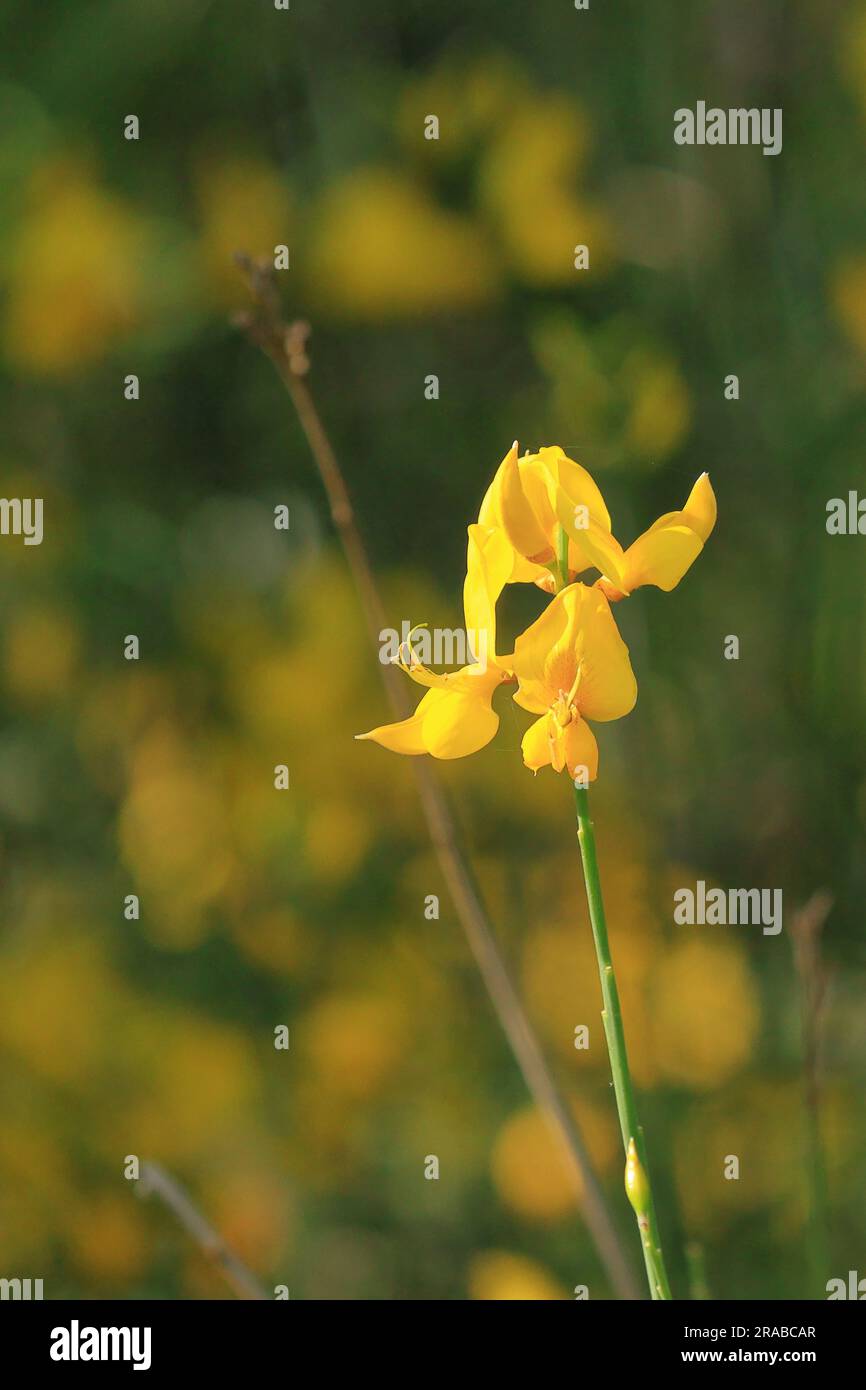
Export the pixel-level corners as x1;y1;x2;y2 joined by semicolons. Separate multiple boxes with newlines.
357;442;714;778
481;443;716;600
512;582;637;780
356;523;514;758
479;441;621;587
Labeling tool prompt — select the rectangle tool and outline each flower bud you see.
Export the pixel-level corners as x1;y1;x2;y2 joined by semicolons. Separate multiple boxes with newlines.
624;1137;651;1220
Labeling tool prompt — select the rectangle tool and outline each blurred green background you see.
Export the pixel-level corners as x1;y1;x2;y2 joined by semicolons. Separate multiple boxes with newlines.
1;0;865;1300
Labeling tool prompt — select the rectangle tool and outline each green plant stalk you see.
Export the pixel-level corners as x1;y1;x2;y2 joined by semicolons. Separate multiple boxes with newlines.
573;784;672;1300
557;525;570;591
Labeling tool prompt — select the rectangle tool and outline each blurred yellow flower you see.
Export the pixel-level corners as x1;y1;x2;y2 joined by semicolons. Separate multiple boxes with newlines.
309;168;500;317
303;993;408;1099
479;94;612;284
203;1167;294;1271
305;798;371;881
468;1249;568;1300
3;604;80;705
397;54;522;161
67;1195;150;1283
196;153;293;303
674;1081;805;1236
521;914;657;1086
124;1012;258;1162
491;1101;617;1221
118;735;237;946
532;315;693;469
830;254;866;355
650;939;759;1089
0;942;112;1084
232;907;309;976
0;1122;75;1263
624;354;692;460
4;159;149;372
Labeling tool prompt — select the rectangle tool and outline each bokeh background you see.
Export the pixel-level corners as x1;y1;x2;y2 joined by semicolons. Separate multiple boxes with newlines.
1;0;865;1300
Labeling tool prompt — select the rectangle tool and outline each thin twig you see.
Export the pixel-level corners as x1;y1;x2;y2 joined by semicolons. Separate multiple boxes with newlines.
137;1161;268;1300
233;255;640;1300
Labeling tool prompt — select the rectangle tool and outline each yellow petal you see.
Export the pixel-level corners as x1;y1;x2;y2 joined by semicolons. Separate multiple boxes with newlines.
516;454;558;542
420;685;500;758
521;713;556;771
559;506;628;589
357;668;502;759
479;442;550;560
521;446;628;588
508;552;550;584
608;473;717;596
520;711;599;780
513;584;637;723
539;445;612;532
512;587;580;714
619;524;703;593
355;707;429;754
562;716;599;780
682;471;717;541
463;523;513;665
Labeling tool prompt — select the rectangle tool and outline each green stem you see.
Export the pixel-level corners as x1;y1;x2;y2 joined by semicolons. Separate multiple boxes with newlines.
573;784;672;1300
556;526;570;591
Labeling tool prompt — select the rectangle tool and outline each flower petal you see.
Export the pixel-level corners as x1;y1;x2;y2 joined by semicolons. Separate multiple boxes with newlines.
618;523;703;593
513;584;637;723
571;587;637;722
357;663;503;758
562;716;599;781
539;445;612;532
420;686;500;758
463;523;514;666
355;706;429;754
479;442;550;559
681;471;717;542
521;713;556;771
602;473;717;596
520;710;599;780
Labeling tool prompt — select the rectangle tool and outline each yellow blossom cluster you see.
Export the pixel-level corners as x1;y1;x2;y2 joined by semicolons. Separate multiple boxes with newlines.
358;443;716;782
